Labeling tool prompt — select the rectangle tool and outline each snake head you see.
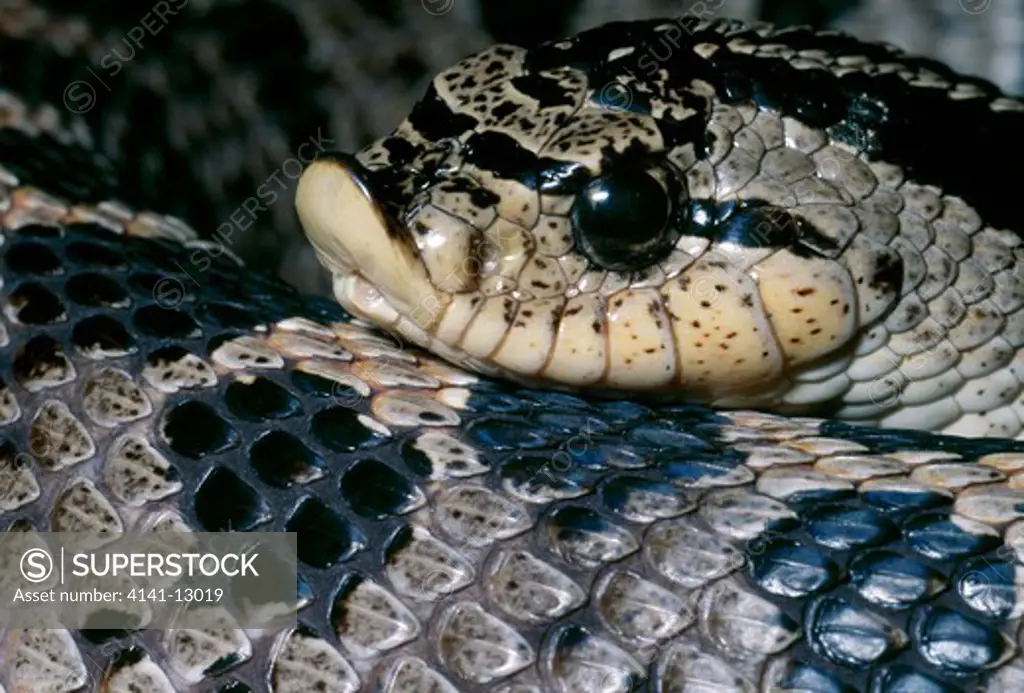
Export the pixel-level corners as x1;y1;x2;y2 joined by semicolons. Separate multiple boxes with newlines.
297;24;908;406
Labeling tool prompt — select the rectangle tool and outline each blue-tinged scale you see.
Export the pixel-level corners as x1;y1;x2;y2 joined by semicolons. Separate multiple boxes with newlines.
467;417;559;450
859;481;953;515
869;665;961;693
955;555;1022;620
902;511;1002;561
601;476;695;523
749;539;840;598
802;503;898;550
911;605;1013;676
625;424;717;452
848;549;946;610
774;660;857;693
501;455;593;503
806;595;908;668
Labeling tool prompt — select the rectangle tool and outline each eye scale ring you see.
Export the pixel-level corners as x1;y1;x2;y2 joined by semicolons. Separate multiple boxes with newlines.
570;167;684;272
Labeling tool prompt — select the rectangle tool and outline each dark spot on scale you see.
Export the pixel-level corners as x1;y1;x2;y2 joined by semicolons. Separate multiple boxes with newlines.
521;310;533;318
644;348;656;354
468;187;501;208
869;253;904;292
591;320;602;334
485;60;505;74
700;301;711;308
843;304;851;314
792;308;803;314
647;300;660;316
614;298;624;309
830;298;840;305
796;287;815;296
503;299;516;323
714;284;726;292
741;294;754;307
679;276;691;290
565;305;583;316
691;320;701;328
790;338;802;344
531;281;550;289
811;328;822;335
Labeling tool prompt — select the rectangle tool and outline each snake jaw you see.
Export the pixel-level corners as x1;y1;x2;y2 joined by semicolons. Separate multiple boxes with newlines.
295;153;442;330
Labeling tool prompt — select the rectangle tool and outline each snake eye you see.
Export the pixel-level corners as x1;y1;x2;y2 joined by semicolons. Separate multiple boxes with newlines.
571;167;683;272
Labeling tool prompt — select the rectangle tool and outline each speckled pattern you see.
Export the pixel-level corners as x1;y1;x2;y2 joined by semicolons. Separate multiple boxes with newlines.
300;18;1024;441
4;0;1019;300
5;16;1024;693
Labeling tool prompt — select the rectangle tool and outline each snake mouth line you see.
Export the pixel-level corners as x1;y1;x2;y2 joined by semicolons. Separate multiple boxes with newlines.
296;154;503;377
295;153;440;327
294;153;841;405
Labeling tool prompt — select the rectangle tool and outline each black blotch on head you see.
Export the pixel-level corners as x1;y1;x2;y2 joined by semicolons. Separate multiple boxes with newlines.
511;73;576;109
408;83;480;141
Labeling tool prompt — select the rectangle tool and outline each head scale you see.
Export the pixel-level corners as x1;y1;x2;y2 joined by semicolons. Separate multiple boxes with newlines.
296;20;895;407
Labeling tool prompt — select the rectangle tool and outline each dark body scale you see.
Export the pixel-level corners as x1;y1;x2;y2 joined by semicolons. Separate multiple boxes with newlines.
5;15;1024;693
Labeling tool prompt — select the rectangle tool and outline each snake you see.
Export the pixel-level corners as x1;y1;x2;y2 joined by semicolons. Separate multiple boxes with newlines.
1;12;1024;693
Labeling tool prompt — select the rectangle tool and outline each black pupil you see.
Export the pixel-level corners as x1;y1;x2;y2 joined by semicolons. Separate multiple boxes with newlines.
571;170;673;272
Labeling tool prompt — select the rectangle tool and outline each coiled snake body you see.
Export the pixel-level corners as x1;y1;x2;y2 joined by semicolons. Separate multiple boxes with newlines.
0;15;1023;693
